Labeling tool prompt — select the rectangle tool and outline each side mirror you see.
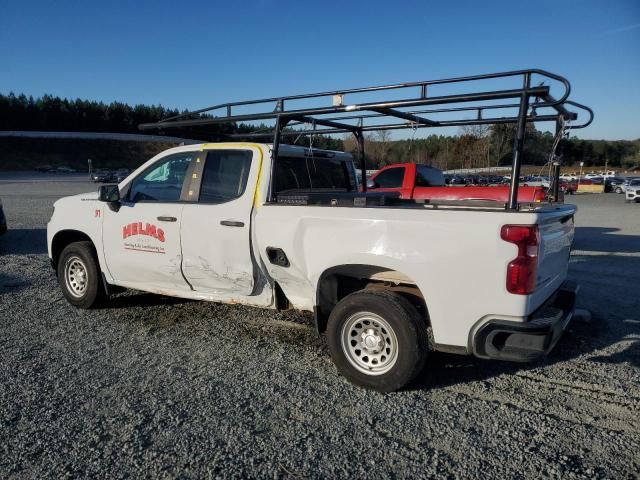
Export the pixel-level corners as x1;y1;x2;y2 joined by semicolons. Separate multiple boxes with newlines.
99;184;121;211
366;179;377;189
99;184;120;202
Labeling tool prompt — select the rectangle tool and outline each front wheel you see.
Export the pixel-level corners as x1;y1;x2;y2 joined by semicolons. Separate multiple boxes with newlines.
327;290;428;392
57;241;106;308
615;187;623;194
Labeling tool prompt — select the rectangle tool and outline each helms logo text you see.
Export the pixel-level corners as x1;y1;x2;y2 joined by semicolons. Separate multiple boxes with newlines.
122;222;165;242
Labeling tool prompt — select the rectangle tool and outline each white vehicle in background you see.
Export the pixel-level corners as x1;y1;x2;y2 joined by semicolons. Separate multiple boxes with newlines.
583;173;601;180
559;173;577;181
521;176;551;188
624;178;640;203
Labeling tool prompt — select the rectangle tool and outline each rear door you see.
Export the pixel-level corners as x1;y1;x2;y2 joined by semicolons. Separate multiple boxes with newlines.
180;147;259;295
102;151;198;290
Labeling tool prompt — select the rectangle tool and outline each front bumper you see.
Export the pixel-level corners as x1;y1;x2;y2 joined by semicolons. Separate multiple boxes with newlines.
472;280;579;362
625;190;640;201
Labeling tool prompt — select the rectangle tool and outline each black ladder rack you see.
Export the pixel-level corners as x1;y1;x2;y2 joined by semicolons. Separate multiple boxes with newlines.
138;69;593;210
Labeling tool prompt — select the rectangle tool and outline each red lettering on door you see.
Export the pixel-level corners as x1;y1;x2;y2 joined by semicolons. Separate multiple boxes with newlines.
121;222;166;243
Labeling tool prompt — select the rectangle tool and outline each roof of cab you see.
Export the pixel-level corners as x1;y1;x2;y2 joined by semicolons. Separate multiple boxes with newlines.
198;142;353;160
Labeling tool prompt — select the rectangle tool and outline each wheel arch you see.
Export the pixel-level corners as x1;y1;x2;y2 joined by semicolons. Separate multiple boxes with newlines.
51;229;97;273
314;264;429;334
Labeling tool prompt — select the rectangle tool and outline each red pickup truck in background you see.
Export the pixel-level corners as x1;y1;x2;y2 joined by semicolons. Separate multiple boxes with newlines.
366;163;547;203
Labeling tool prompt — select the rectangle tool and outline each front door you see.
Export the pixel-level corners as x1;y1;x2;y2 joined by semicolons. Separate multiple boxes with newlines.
102;151;197;291
181;147;259;295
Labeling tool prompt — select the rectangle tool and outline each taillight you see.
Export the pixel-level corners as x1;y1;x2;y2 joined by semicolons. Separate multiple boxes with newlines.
500;225;539;295
533;188;545;203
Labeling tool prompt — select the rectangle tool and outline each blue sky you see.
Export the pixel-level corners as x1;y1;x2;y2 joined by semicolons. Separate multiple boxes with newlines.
1;0;639;140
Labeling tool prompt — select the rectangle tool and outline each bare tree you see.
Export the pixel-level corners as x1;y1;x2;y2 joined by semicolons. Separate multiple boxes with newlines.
458;125;490;168
373;130;393;166
342;133;358;155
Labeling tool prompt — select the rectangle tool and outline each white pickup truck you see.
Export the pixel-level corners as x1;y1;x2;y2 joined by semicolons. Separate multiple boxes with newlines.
48;142;578;391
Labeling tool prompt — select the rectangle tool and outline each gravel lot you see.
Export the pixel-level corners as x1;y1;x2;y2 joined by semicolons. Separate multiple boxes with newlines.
1;172;638;478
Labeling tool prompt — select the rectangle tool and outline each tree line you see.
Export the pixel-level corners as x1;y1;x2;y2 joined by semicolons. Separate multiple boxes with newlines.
1;92;638;170
344;125;639;170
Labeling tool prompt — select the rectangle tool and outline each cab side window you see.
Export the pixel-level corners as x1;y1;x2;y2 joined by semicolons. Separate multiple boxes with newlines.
199;150;253;203
373;167;404;188
128;153;193;202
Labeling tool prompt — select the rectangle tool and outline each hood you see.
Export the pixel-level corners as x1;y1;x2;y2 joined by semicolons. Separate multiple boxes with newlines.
53;190;99;207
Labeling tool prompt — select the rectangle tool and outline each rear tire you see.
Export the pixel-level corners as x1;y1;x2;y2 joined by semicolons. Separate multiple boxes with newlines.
615;187;623;194
57;241;106;309
327;289;428;392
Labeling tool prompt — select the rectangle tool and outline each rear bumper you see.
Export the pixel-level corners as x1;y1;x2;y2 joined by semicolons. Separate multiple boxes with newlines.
471;280;579;362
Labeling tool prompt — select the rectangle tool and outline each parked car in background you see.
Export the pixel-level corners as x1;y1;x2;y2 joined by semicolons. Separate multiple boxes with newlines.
624;179;640;203
559;179;577;194
0;197;7;235
583;173;601;180
91;169;113;183
622;176;640;190
113;168;132;183
521;176;551;188
487;175;506;185
605;177;625;193
447;175;468;185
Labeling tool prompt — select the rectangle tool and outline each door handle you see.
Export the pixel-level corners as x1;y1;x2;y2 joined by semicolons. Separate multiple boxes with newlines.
220;220;245;227
157;216;177;222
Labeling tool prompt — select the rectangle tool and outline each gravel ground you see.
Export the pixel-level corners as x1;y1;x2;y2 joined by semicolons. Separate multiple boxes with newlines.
0;173;638;479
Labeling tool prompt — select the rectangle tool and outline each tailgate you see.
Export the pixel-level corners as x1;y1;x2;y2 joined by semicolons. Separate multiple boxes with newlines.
529;205;576;309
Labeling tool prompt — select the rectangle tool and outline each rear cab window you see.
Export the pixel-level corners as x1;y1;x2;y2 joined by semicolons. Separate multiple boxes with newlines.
415;165;445;187
275;156;356;194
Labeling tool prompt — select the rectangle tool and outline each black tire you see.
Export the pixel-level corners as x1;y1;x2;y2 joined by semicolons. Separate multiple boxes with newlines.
326;289;428;392
57;241;106;308
615;187;623;194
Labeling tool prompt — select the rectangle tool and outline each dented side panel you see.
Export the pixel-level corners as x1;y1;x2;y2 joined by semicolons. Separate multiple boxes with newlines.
254;205;542;347
180;145;264;296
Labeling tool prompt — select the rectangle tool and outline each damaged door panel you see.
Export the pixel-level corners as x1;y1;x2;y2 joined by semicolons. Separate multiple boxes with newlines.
180;147;259;295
